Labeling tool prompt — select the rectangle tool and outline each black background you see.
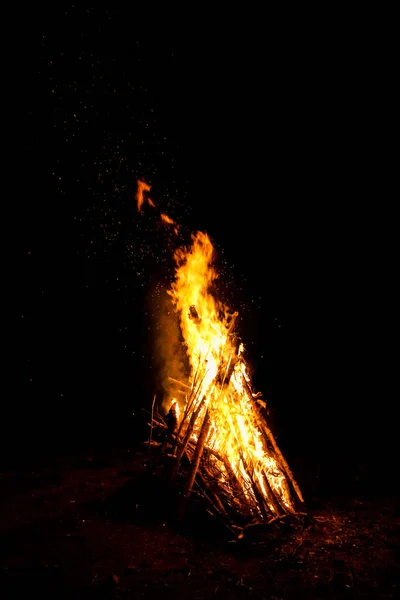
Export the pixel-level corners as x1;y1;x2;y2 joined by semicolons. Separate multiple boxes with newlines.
15;8;394;492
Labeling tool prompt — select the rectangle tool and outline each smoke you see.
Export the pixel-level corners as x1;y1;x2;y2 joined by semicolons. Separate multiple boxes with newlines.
148;284;189;415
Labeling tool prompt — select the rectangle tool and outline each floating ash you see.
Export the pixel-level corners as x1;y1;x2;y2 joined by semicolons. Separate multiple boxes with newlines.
137;181;304;534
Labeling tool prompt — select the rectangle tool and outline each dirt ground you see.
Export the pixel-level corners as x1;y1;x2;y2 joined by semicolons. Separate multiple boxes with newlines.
1;447;398;599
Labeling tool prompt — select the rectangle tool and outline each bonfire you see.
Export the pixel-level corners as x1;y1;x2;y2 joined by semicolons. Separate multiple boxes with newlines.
137;181;304;534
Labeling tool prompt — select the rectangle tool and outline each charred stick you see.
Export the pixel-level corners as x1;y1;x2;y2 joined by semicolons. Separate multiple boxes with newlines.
258;458;295;515
262;473;285;517
204;447;253;517
175;363;209;444
177;408;211;519
175;379;203;440
227;311;239;335
240;454;271;520
167;377;191;390
269;473;297;515
201;470;251;523
170;396;206;480
241;374;304;504
146;421;167;430
267;514;288;526
261;423;304;504
197;472;230;520
141;407;166;425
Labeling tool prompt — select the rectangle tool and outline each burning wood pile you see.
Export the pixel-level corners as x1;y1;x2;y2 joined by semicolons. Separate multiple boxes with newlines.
147;230;304;534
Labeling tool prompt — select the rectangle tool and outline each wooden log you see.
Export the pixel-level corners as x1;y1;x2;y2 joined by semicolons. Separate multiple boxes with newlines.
177;408;211;519
167;377;191;390
200;456;244;518
204;447;254;518
267;471;297;515
222;401;289;514
174;382;201;441
262;473;285;517
267;514;288;526
239;454;271;520
197;472;230;520
241;373;304;504
141;407;166;425
227;311;239;333
261;422;304;504
146;421;167;430
173;362;209;446
170;396;206;480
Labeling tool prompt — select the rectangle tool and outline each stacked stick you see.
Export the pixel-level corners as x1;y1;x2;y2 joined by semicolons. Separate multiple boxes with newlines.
146;308;304;534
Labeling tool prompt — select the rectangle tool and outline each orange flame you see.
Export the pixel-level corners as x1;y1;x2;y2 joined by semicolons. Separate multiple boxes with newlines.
160;213;175;225
136;181;175;230
136;180;155;212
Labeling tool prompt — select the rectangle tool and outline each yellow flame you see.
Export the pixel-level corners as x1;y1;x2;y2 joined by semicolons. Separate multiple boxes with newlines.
168;231;296;516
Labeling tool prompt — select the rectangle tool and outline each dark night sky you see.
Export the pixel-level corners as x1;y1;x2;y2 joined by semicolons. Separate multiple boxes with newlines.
16;8;394;480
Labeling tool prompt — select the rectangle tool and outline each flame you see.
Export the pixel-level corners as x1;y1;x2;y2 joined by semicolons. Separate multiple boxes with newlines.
161;213;180;235
136;181;176;233
161;213;175;225
136;180;155;212
168;231;298;517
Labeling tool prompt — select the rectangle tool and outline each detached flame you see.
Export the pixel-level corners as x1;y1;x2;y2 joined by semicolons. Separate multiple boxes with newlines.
168;232;303;518
161;213;179;235
136;180;179;233
136;180;155;212
160;213;175;225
